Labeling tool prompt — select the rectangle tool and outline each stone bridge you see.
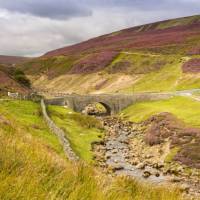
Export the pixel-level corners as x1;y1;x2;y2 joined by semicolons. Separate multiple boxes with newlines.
45;93;172;115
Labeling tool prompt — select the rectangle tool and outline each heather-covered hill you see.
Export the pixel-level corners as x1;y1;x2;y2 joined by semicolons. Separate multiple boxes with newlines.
0;55;30;65
21;15;200;94
44;15;200;58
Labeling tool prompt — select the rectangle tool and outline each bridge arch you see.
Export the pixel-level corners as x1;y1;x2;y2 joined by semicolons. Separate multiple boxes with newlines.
82;101;112;116
64;99;70;107
99;102;111;115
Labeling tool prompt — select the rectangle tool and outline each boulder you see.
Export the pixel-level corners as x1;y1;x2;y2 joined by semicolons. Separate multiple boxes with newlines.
153;163;164;169
155;172;160;177
109;164;124;172
143;170;151;178
111;149;118;154
131;159;139;165
170;176;182;183
136;163;146;169
180;183;190;193
177;166;184;173
105;154;111;159
145;154;153;159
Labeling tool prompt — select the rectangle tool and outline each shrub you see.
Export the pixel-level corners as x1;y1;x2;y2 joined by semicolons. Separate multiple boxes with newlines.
14;68;25;76
70;113;103;129
14;74;31;88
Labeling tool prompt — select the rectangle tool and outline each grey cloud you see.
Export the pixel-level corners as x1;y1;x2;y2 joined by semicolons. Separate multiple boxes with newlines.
87;0;200;13
0;0;199;20
0;0;92;19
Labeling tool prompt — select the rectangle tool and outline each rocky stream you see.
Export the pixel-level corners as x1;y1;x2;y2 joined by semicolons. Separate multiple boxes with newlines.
92;117;200;200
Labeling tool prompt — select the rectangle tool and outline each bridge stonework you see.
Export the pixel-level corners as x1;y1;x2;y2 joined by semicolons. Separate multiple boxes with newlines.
45;93;172;115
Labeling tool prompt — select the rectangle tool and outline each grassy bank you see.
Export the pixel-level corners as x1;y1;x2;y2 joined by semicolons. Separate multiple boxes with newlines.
121;96;200;127
0;100;182;200
48;105;104;162
0;100;64;155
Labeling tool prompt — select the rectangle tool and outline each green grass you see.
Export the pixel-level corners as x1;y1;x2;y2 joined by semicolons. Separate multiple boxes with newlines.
121;60;182;93
0;100;64;155
0;100;182;200
21;55;76;77
106;52;176;75
121;96;200;127
165;147;180;163
176;74;200;90
48;105;104;162
113;53;200;92
156;15;200;30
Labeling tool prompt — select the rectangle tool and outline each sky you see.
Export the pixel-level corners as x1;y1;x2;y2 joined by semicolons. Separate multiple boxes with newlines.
0;0;199;57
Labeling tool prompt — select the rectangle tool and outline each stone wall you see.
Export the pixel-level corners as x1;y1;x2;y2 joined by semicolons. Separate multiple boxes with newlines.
41;99;79;161
7;92;42;102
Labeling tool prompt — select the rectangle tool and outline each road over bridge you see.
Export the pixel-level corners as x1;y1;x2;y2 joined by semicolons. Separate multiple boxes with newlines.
45;93;173;115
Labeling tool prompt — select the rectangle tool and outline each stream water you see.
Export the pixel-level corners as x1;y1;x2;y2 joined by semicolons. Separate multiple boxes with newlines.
102;118;168;184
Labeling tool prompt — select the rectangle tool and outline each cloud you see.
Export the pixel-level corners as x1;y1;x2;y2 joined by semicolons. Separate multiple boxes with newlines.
0;0;199;56
0;8;136;56
0;0;199;20
84;0;200;10
0;0;92;19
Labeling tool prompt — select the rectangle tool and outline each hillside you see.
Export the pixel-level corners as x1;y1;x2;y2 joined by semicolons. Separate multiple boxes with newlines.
0;65;30;95
0;55;30;66
21;15;200;94
0;55;31;95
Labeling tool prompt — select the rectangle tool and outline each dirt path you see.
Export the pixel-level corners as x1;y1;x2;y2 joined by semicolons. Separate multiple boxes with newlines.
190;95;200;101
121;52;161;57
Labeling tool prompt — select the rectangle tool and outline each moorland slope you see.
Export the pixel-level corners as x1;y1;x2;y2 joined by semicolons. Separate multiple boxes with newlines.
20;15;200;94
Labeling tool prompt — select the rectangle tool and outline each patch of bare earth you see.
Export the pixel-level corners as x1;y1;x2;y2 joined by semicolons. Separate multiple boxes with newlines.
31;73;139;95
